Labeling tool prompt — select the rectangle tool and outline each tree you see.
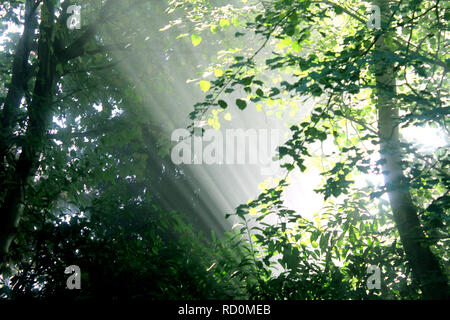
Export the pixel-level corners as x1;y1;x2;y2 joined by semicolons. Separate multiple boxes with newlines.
0;0;248;299
188;0;449;299
373;0;448;300
0;0;227;271
0;0;124;269
0;0;255;300
1;0;448;300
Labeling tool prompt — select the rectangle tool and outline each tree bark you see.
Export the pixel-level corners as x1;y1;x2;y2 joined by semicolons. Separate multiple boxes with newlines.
0;0;38;176
0;0;123;271
0;0;57;270
374;0;449;299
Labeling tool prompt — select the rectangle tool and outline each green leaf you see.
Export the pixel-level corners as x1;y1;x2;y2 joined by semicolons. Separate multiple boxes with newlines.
319;233;329;252
310;84;323;96
236;99;247;110
291;40;301;52
210;25;218;34
334;6;344;15
269;87;280;97
218;100;227;109
219;19;230;28
199;80;211;92
311;230;320;242
191;34;202;47
256;88;264;97
241;76;253;86
277;37;292;49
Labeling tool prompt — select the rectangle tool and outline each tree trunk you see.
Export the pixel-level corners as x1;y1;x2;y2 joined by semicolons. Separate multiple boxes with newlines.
374;0;449;299
0;0;57;270
0;0;37;181
0;0;118;272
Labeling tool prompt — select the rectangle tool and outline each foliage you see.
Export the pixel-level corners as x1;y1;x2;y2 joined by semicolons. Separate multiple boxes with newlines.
0;0;448;300
185;0;449;299
2;199;246;300
0;0;249;300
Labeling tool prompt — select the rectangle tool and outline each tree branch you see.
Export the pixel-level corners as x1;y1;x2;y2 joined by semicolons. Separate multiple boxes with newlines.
56;0;119;62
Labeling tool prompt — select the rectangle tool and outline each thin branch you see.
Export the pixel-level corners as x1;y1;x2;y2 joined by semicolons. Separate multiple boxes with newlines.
317;0;449;72
189;7;297;128
339;109;378;135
